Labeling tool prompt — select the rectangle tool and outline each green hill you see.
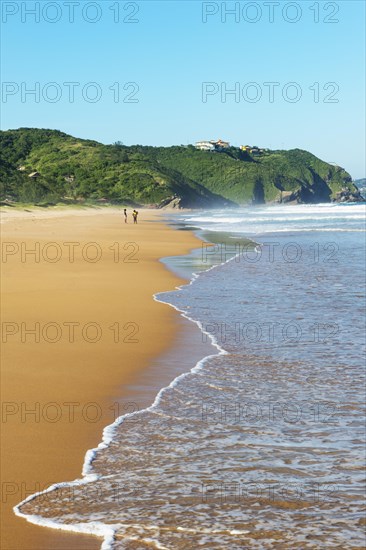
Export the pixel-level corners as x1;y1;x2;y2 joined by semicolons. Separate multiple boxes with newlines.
0;128;360;207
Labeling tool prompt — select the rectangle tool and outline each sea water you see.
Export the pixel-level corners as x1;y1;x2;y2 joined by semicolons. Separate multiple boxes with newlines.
16;204;366;549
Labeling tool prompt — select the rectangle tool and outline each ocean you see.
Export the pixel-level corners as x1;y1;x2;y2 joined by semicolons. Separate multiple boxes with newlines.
16;204;366;549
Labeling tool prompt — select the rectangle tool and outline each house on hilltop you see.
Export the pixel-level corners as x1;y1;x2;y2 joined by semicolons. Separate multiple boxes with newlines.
240;145;266;155
195;139;230;151
210;139;230;150
195;141;216;151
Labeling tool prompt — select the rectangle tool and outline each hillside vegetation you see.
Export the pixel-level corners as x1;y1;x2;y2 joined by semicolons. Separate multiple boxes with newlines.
0;128;358;207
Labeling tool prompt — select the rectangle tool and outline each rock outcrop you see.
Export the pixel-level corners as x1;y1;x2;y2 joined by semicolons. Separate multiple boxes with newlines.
333;188;364;203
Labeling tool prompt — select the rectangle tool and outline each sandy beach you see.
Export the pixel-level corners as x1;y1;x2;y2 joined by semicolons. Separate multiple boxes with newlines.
0;207;204;550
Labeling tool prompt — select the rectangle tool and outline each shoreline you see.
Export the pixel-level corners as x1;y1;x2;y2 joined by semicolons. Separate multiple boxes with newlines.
1;207;208;549
15;314;219;549
12;211;233;549
12;212;246;549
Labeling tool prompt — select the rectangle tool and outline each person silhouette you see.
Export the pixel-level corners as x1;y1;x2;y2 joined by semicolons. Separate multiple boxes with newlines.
124;209;127;223
132;210;138;224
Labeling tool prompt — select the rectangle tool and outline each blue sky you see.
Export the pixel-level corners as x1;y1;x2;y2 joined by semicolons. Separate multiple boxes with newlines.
1;0;365;178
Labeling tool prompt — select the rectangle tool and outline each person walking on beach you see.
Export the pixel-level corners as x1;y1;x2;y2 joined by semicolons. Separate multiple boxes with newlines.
124;208;127;223
132;210;138;224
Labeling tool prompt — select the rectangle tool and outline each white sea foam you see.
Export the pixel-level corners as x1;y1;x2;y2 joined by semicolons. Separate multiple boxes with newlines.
14;481;116;548
183;203;366;236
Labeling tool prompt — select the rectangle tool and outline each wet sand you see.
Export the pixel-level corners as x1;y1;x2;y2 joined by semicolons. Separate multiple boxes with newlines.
0;207;204;549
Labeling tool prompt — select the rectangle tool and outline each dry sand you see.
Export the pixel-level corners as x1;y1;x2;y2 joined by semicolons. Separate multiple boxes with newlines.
0;207;204;549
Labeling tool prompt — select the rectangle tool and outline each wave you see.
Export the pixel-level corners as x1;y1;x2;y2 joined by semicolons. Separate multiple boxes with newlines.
183;204;366;236
197;226;365;234
185;214;366;224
